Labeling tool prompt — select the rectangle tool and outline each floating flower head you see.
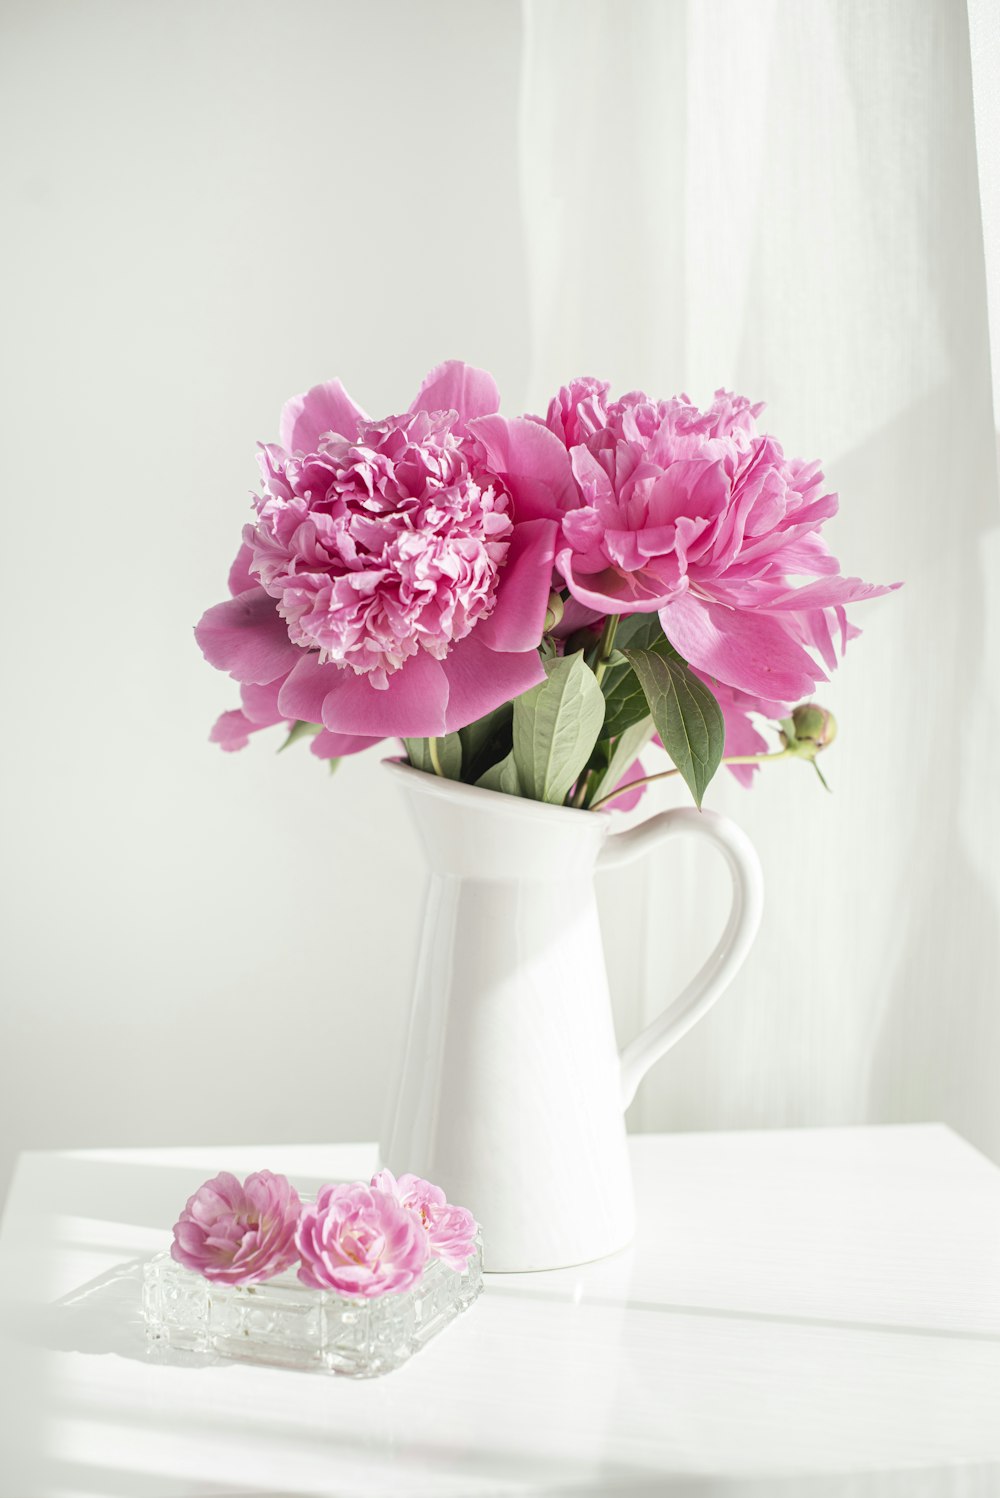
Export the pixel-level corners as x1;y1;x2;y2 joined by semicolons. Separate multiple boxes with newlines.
372;1168;478;1271
295;1182;430;1297
196;362;578;749
170;1170;301;1285
543;379;898;704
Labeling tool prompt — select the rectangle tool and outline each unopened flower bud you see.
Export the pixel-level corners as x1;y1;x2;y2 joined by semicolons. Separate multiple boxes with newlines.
543;591;565;633
780;703;837;759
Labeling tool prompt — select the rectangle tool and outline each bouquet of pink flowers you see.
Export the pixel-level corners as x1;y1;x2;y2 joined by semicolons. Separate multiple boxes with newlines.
170;1167;478;1296
196;361;896;808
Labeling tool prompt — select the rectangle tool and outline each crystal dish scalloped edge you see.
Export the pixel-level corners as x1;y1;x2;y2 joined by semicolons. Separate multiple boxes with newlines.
142;1240;484;1378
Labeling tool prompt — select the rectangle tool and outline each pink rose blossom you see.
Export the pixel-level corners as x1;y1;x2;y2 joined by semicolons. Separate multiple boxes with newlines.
197;361;578;746
170;1170;301;1285
295;1182;429;1297
371;1169;479;1271
543;379;898;703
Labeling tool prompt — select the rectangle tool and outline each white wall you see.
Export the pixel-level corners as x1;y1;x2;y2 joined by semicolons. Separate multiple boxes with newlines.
0;0;533;1199
2;0;997;1204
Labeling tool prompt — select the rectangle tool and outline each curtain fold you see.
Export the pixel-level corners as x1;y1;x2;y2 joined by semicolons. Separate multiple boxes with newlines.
969;0;1000;448
520;0;1000;1158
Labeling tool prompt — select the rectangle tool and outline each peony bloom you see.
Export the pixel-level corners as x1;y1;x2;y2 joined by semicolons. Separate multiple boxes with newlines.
371;1169;478;1271
170;1170;301;1285
295;1182;429;1297
544;380;898;703
197;361;578;747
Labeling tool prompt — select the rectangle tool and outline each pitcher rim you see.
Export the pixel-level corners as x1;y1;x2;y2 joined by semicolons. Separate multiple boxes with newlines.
382;757;613;828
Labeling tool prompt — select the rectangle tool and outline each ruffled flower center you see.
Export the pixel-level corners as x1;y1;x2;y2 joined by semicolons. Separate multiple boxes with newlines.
247;410;513;689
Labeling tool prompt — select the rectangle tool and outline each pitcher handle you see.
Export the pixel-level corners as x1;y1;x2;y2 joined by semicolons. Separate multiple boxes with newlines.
598;808;764;1110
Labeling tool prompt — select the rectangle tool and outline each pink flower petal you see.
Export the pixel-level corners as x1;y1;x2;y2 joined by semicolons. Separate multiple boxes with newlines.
195;588;300;686
439;633;546;732
227;544;257;597
279;378;368;453
240;678;286;726
251;408;516;684
695;675;774;788
320;649;451;737
801;607;839;673
408;360;500;424
474;517;559;652
276;651;334;724
423;1202;478;1270
557;545;674;614
760;576;902;611
606;755;648;812
552;596;605;638
394;1173;447;1211
209;710;256;752
469;415;580;521
309;728;382;758
171;1170;301;1285
660;592;824;700
295;1183;429;1298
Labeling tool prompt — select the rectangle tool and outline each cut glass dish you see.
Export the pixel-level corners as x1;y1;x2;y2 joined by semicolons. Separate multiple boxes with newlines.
142;1242;483;1378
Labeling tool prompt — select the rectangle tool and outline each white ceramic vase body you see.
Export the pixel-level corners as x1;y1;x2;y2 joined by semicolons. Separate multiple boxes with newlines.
381;760;764;1273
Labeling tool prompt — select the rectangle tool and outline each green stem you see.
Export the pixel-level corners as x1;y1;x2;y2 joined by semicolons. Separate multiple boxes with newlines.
592;614;620;686
719;751;795;765
589;749;794;812
427;737;445;777
569;616;622;810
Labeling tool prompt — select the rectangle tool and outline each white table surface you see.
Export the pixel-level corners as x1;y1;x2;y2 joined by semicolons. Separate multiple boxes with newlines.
1;1125;999;1498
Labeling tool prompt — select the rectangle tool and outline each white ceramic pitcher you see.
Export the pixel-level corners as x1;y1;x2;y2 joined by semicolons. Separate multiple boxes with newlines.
380;759;764;1272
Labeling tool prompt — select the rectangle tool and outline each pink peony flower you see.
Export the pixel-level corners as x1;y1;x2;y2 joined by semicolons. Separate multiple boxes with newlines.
295;1182;429;1297
197;361;578;746
544;380;898;702
371;1168;478;1271
170;1170;301;1285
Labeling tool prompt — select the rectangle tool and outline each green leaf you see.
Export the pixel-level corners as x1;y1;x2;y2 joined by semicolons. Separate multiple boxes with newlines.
458;704;513;780
512;651;606;805
475;750;521;796
600;659;654;739
403;735;463;780
278;720;322;753
588;719;655;806
328;757;341;776
614;613;667;653
622;641;724;808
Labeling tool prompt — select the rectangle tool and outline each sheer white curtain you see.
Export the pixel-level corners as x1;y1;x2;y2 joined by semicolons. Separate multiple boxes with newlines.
520;0;1000;1158
970;0;1000;438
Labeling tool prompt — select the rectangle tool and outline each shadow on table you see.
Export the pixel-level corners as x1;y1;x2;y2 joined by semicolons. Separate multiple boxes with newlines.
42;1457;690;1498
46;1459;321;1497
41;1454;1000;1498
18;1252;1000;1373
8;1257;215;1368
485;1282;1000;1344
